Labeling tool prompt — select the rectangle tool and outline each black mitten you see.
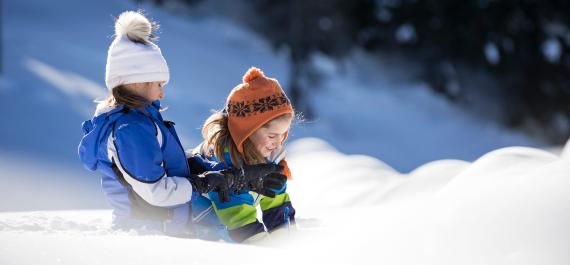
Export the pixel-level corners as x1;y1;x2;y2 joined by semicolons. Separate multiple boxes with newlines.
188;171;231;202
223;164;284;191
248;172;287;198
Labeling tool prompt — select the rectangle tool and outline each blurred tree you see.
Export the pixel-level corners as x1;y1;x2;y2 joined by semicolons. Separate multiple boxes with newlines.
248;0;376;119
145;0;570;142
369;0;570;142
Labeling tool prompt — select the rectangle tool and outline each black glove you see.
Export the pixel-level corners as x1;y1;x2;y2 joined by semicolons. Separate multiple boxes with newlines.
189;164;285;202
247;172;287;198
224;164;287;197
188;171;231;202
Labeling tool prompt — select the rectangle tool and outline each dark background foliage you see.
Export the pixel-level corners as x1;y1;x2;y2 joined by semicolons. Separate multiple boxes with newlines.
139;0;570;143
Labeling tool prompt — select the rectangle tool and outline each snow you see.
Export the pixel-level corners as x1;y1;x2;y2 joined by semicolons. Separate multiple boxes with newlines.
2;139;570;265
0;151;107;211
1;0;568;264
0;210;270;265
302;50;536;171
562;138;570;158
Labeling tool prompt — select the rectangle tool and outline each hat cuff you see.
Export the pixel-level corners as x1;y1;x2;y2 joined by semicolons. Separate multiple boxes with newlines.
106;72;170;90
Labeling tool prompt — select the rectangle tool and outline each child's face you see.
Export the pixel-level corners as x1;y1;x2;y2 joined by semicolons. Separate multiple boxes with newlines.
249;116;292;158
144;81;165;101
125;81;165;101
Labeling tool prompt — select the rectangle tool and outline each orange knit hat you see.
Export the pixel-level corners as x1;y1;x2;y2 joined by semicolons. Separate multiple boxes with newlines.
226;67;294;154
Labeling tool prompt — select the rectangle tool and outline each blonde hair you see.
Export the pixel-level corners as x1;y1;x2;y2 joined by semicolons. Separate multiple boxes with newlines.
95;83;154;114
201;111;293;167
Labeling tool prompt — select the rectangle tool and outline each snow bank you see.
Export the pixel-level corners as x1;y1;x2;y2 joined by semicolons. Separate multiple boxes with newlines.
282;138;570;265
0;211;274;265
562;138;570;159
2;137;569;265
0;152;107;211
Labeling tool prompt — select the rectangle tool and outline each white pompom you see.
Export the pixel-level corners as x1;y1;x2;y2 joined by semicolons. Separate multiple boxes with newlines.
114;11;153;43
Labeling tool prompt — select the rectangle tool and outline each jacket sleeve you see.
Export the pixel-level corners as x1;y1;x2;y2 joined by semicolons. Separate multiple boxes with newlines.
108;119;193;207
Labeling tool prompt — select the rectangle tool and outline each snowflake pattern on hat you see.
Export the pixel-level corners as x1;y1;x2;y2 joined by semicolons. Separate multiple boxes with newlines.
227;92;290;117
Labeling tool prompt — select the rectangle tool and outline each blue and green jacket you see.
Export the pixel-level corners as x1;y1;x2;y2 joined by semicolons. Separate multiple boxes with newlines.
189;145;296;242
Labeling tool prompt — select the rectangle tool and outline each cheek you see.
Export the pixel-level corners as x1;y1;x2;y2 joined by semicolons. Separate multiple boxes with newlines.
256;138;271;149
250;135;269;151
151;89;163;100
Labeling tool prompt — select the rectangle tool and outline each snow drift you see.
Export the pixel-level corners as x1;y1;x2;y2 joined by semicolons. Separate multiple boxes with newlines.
1;138;569;265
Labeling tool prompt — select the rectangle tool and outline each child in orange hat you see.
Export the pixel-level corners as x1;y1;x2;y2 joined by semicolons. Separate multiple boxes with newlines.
190;67;296;243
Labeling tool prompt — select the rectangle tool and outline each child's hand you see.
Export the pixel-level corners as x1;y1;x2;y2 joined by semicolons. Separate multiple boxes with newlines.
224;163;284;191
188;172;231;202
248;172;287;198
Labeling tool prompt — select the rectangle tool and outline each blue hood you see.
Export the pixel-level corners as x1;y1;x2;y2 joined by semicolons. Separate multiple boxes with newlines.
78;105;127;171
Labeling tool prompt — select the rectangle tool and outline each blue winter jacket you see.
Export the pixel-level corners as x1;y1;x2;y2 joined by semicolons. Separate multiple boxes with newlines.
78;101;206;233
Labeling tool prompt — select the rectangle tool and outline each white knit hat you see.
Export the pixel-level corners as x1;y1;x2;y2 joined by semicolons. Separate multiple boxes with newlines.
105;11;169;90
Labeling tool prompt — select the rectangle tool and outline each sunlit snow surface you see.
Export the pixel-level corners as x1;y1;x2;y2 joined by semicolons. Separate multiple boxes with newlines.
1;138;569;265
